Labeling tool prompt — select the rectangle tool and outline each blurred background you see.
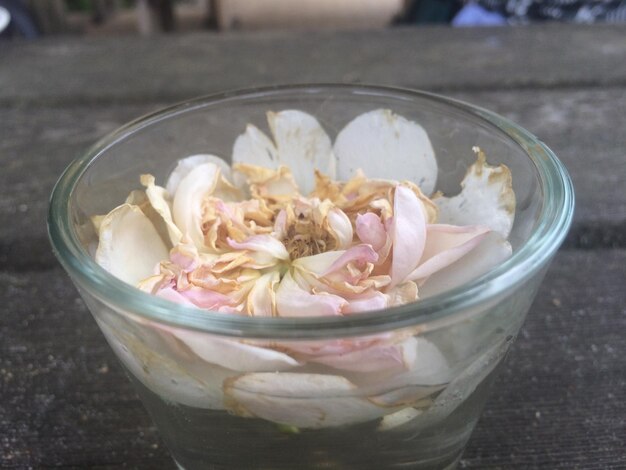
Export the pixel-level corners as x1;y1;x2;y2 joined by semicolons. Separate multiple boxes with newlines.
2;0;625;38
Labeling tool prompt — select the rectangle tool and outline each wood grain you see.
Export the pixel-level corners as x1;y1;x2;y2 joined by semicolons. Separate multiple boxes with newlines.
1;25;625;105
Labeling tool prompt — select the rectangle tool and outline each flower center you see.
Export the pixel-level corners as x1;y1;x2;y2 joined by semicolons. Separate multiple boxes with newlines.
283;215;336;260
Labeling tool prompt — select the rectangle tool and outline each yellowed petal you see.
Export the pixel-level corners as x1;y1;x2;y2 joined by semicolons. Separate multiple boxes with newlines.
140;174;183;246
245;270;280;317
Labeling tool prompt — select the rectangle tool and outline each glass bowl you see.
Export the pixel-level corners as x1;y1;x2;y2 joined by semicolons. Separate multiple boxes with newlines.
48;85;574;470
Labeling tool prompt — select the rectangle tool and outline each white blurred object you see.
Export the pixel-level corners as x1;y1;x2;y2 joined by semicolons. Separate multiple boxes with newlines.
0;7;9;34
215;0;404;30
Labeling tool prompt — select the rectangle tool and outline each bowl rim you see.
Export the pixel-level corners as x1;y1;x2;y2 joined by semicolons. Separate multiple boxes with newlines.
47;84;574;339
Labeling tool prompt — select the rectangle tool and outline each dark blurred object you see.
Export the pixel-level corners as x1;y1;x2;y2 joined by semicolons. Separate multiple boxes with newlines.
0;0;40;38
24;0;69;34
475;0;626;23
400;0;461;24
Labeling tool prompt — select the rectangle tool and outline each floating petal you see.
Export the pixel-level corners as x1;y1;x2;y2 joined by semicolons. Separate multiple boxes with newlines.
166;154;232;196
435;147;515;238
334;109;438;194
407;224;490;283
246;271;280;317
140;174;183;246
267;110;336;194
232;124;279;169
419;232;513;298
95;204;168;286
276;271;347;317
172;163;220;251
390;186;427;287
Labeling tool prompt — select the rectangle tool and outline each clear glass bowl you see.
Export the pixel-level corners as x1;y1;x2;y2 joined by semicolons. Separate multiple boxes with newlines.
48;85;574;470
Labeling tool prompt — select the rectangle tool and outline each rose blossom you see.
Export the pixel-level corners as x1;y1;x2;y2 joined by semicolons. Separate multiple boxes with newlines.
92;109;515;428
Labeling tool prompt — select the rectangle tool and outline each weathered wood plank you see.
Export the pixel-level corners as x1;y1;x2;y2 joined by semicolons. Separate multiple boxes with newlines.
1;86;625;272
1;24;625;105
1;250;624;468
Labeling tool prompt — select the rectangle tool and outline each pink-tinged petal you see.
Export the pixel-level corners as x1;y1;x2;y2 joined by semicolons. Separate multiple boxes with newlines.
344;291;388;314
156;286;196;306
327;208;353;249
419;232;513;298
310;336;417;373
390;186;426;287
227;235;290;260
321;245;378;276
276;272;347;317
179;287;235;310
356;212;387;251
169;238;200;272
407;224;490;283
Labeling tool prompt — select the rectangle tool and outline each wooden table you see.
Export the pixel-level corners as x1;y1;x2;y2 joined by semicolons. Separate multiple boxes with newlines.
1;24;625;468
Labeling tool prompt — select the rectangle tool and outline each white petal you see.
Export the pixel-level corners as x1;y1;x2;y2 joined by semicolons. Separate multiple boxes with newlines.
419;232;513;298
378;408;423;431
224;373;397;429
167;328;301;372
166;154;231;196
327;208;353;250
141;174;183;246
95;204;168;286
95;317;232;410
172;163;220;251
334;109;438;195
267;110;335;194
435;147;516;238
232;124;279;169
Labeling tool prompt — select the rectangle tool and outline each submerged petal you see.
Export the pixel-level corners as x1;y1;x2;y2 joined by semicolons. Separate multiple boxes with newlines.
162;327;301;372
224;373;399;429
334;109;438;195
267;110;336;195
435;147;515;238
310;336;418;373
95;204;169;286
